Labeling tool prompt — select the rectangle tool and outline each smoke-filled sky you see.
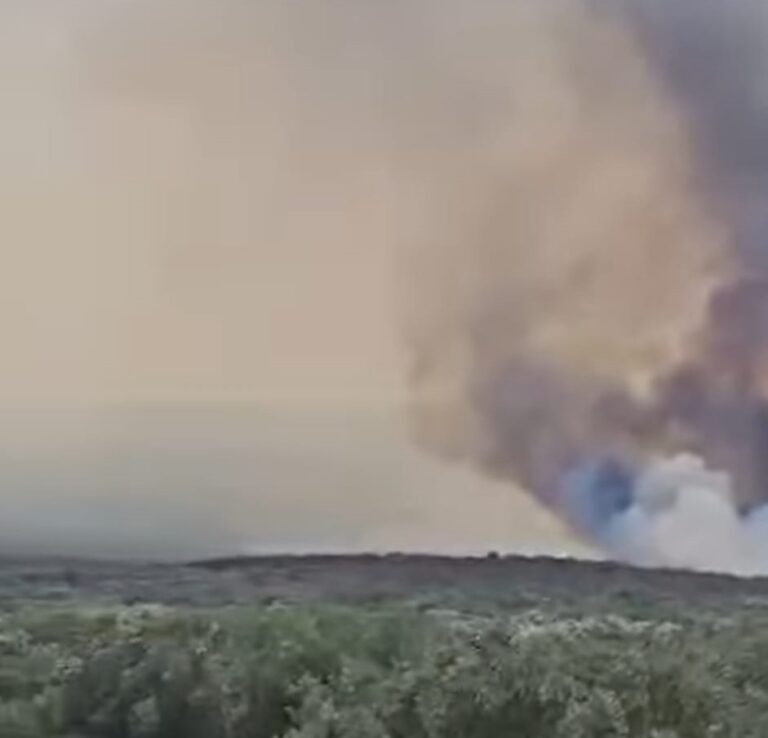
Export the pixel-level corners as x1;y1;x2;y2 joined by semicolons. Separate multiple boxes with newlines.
400;0;768;573
0;0;595;560
1;0;767;570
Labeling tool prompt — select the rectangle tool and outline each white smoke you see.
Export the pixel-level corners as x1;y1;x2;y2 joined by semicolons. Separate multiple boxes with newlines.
603;455;768;575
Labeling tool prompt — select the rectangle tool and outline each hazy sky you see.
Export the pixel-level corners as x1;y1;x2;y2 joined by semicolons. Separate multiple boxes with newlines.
0;0;596;559
0;0;405;408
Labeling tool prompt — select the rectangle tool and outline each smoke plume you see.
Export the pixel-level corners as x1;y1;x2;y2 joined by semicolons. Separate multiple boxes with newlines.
402;0;768;573
4;0;768;568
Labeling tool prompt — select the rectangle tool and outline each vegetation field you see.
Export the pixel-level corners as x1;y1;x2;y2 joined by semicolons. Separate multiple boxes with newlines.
2;555;768;737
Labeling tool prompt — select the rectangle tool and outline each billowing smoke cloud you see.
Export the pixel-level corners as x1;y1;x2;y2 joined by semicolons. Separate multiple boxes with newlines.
5;0;768;568
401;0;768;573
563;454;768;575
625;0;768;510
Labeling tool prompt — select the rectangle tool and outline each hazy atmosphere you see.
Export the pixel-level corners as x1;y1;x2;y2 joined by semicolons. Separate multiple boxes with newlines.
0;0;591;560
2;0;768;571
7;5;768;736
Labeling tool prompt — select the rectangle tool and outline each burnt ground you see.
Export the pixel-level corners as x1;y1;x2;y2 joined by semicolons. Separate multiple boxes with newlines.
2;553;768;614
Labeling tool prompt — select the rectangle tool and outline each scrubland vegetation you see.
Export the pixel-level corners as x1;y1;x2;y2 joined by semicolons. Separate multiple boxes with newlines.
2;594;768;737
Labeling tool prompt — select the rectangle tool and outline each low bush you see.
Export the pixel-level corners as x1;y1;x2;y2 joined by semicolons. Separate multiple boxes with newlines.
0;603;766;737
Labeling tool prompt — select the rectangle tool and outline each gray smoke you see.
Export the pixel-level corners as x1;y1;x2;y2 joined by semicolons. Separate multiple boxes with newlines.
626;0;768;508
402;0;768;573
4;0;768;569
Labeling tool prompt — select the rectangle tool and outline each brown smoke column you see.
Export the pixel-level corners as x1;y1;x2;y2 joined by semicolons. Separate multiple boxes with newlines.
400;0;768;533
2;0;767;560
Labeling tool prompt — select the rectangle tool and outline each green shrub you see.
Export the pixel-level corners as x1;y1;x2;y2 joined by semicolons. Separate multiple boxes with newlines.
1;604;768;737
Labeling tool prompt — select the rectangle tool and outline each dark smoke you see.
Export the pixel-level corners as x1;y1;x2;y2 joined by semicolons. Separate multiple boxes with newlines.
402;0;768;572
626;0;768;509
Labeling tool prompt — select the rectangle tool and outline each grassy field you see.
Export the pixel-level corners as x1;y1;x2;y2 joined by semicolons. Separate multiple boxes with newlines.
2;555;768;737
